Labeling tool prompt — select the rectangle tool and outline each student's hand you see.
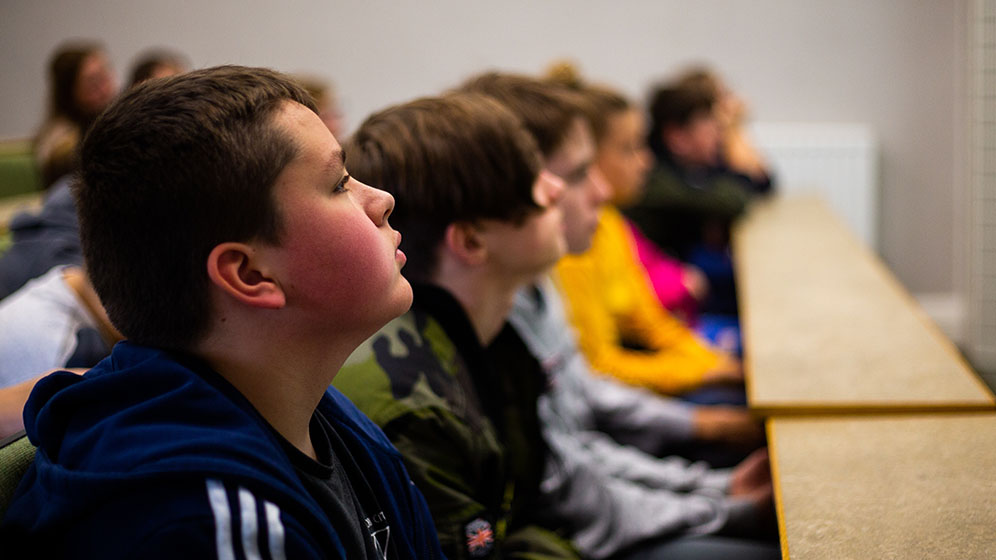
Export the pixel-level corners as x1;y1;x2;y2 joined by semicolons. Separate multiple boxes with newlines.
729;448;773;511
703;355;743;385
680;265;709;303
692;406;763;446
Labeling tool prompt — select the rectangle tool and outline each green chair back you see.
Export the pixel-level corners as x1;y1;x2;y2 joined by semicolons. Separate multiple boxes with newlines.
0;431;36;520
0;140;42;199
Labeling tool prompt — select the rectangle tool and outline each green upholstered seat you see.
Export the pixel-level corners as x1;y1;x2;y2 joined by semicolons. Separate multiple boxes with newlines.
0;431;35;520
0;140;42;199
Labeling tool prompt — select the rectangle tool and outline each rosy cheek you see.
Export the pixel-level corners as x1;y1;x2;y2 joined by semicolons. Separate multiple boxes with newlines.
283;212;394;313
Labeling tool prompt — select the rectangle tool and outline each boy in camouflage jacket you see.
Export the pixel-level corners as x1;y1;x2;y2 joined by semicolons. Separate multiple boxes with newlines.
334;92;577;560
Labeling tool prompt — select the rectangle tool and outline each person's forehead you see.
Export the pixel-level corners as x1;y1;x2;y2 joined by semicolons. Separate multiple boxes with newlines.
607;110;645;139
272;101;344;175
80;56;108;74
556;118;595;158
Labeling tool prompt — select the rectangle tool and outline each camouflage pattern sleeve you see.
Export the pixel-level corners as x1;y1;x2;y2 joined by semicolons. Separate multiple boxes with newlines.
336;311;579;560
384;408;504;560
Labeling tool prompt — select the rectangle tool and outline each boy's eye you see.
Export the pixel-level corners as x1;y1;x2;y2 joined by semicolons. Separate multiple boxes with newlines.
566;168;588;186
334;174;351;193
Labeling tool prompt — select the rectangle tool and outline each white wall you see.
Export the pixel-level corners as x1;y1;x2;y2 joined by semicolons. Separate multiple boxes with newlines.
0;0;963;294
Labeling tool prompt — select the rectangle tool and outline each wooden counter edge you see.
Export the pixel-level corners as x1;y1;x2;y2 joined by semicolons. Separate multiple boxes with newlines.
765;419;791;560
751;402;996;418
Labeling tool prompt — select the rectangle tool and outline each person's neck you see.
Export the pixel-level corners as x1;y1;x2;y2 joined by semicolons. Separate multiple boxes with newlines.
431;264;526;346
195;314;357;461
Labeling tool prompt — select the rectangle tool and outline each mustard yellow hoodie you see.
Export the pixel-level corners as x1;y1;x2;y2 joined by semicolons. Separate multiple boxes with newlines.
554;206;721;395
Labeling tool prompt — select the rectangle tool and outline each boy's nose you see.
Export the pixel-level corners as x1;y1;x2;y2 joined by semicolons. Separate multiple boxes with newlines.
587;167;613;205
535;170;566;208
360;181;395;225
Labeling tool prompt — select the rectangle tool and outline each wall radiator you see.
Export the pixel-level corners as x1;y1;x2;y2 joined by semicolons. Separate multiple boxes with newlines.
749;122;879;251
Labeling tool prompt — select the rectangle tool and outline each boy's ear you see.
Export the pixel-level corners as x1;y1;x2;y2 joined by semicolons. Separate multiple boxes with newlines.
443;222;488;266
206;242;286;309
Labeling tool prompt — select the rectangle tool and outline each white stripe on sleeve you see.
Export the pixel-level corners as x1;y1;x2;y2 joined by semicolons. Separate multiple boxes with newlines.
264;500;286;560
238;486;263;560
206;479;236;560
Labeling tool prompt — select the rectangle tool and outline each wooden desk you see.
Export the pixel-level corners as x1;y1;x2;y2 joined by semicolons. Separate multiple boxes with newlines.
734;196;994;415
769;414;996;559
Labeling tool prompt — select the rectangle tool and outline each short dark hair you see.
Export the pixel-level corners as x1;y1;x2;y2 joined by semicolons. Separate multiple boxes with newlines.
647;83;716;158
460;72;583;158
77;65;317;351
346;92;542;283
674;66;723;100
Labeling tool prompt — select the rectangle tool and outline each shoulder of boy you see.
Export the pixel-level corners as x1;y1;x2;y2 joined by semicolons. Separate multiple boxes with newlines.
335;311;465;424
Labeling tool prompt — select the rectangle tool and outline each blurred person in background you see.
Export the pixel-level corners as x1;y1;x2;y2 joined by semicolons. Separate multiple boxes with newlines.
293;74;345;139
127;47;188;87
34;40;118;189
628;69;772;317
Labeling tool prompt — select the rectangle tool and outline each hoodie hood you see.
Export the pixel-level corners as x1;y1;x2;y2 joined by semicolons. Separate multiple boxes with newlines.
3;341;443;559
11;341;319;538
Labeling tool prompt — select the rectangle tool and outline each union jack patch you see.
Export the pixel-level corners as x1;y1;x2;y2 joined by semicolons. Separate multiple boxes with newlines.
464;517;495;557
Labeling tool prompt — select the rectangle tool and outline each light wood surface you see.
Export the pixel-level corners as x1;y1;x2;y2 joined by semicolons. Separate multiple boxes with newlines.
769;414;996;559
734;196;994;415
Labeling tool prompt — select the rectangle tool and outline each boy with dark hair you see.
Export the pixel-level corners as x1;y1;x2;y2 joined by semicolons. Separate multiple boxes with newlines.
628;79;772;316
335;92;578;559
460;72;609;268
1;65;444;560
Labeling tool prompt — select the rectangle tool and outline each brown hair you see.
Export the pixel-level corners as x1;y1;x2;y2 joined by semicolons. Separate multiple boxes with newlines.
543;63;632;144
646;82;717;158
460;71;584;158
78;65;316;350
47;40;106;125
346;92;542;283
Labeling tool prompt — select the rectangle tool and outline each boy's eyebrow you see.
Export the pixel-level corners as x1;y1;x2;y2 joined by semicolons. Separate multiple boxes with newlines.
326;148;346;175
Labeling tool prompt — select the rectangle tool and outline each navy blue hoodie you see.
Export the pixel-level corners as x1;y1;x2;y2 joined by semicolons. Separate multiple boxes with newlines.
0;341;445;559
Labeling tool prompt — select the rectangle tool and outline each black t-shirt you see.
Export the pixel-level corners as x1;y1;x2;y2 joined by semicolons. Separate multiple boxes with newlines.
277;411;395;560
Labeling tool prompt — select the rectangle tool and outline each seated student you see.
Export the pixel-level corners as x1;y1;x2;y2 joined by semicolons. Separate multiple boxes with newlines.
545;63;708;326
505;69;759;437
544;83;745;401
626;75;771;316
34;41;118;190
335;77;774;560
553;187;745;400
534;77;744;402
0;174;81;300
0;43;187;299
463;73;773;558
0;265;119;388
335;92;578;559
678;67;772;189
569;75;742;356
0;66;444;560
